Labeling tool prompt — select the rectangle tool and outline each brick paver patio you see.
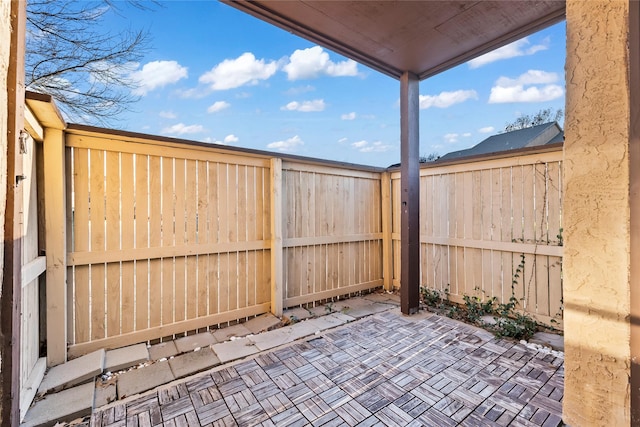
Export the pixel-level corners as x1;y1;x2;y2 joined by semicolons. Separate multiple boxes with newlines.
90;309;564;427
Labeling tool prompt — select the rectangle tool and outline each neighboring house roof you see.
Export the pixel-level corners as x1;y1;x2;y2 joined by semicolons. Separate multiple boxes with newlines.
437;121;564;162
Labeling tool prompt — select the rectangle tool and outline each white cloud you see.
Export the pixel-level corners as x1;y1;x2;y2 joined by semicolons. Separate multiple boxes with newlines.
283;46;358;80
468;37;549;69
267;135;304;152
281;99;325;112
175;87;211;99
199;52;278;90
285;85;315;96
202;134;238;145
496;70;559;87
224;134;239;144
462;133;472;137
159;111;176;119
352;140;368;148
478;126;495;133
207;101;230;113
341;112;356;120
130;60;188;96
162;123;204;135
489;70;564;103
338;137;348;143
444;133;459;143
351;140;393;153
419;90;478;109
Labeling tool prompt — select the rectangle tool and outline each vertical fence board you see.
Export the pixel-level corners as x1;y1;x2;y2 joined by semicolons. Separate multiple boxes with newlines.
120;153;135;334
535;254;550;316
547;162;562;245
135;154;149;332
522;164;535;310
199;161;211;315
236;166;248;310
89;149;106;341
148;157;162;329
424;175;434;286
208;163;219;315
549;255;563;321
218;164;230;313
105;151;120;337
185;160;198;319
73;149;89;343
510;166;525;303
246;166;257;308
228;166;239;311
547;161;563;322
65;148;73;341
161;157;175;326
174;158;186;323
500;167;513;302
490;169;502;299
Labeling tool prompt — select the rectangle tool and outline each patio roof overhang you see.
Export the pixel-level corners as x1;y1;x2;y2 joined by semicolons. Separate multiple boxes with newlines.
223;0;566;315
222;1;566;80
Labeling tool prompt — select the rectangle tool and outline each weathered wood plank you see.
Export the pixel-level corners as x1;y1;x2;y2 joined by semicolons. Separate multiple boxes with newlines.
73;148;90;343
89;148;106;341
135;154;149;332
185;160;198;319
121;153;135;334
162;156;175;325
105;151;121;337
148;156;162;328
197;160;209;317
174;158;186;323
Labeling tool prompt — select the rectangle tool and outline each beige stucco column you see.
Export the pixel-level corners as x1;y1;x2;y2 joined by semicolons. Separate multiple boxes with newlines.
563;1;639;425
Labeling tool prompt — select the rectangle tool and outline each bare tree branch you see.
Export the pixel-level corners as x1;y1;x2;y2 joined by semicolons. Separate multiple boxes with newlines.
504;108;564;132
26;0;157;125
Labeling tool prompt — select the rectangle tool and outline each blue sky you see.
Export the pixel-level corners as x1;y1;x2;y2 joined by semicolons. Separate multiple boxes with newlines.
105;1;566;168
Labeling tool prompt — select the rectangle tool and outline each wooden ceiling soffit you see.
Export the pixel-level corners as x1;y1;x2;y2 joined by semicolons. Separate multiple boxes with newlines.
223;1;565;80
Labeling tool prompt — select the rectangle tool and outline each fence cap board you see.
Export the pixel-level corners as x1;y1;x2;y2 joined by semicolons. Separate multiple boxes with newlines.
65;123;386;174
387;142;564;171
25;91;66;130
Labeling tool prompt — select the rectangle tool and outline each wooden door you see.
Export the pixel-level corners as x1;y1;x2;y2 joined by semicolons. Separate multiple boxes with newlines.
19;131;46;421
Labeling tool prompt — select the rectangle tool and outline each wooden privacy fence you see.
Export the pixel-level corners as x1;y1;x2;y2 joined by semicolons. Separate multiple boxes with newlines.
62;127;385;357
31;95;563;360
391;147;564;326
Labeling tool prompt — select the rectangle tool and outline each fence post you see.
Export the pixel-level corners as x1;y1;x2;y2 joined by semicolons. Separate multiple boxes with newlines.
270;158;283;317
381;172;393;291
44;127;67;366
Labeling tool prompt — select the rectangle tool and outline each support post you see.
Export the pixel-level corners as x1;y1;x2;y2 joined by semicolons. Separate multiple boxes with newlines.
43;127;67;366
270;158;283;317
563;1;636;424
399;71;420;315
0;1;26;424
629;0;640;424
381;172;393;291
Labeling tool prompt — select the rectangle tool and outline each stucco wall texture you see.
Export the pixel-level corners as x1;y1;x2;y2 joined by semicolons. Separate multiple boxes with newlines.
564;1;632;425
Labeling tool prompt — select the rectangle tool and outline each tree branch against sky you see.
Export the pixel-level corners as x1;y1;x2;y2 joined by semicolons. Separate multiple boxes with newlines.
25;0;156;125
503;108;564;132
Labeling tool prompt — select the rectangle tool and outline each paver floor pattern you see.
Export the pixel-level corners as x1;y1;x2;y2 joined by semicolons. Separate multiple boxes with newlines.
91;310;564;427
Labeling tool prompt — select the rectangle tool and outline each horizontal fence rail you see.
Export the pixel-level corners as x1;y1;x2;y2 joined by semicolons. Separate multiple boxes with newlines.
391;150;564;327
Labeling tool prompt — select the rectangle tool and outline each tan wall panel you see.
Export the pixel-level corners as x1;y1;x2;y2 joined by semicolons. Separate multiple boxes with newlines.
563;1;632;425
